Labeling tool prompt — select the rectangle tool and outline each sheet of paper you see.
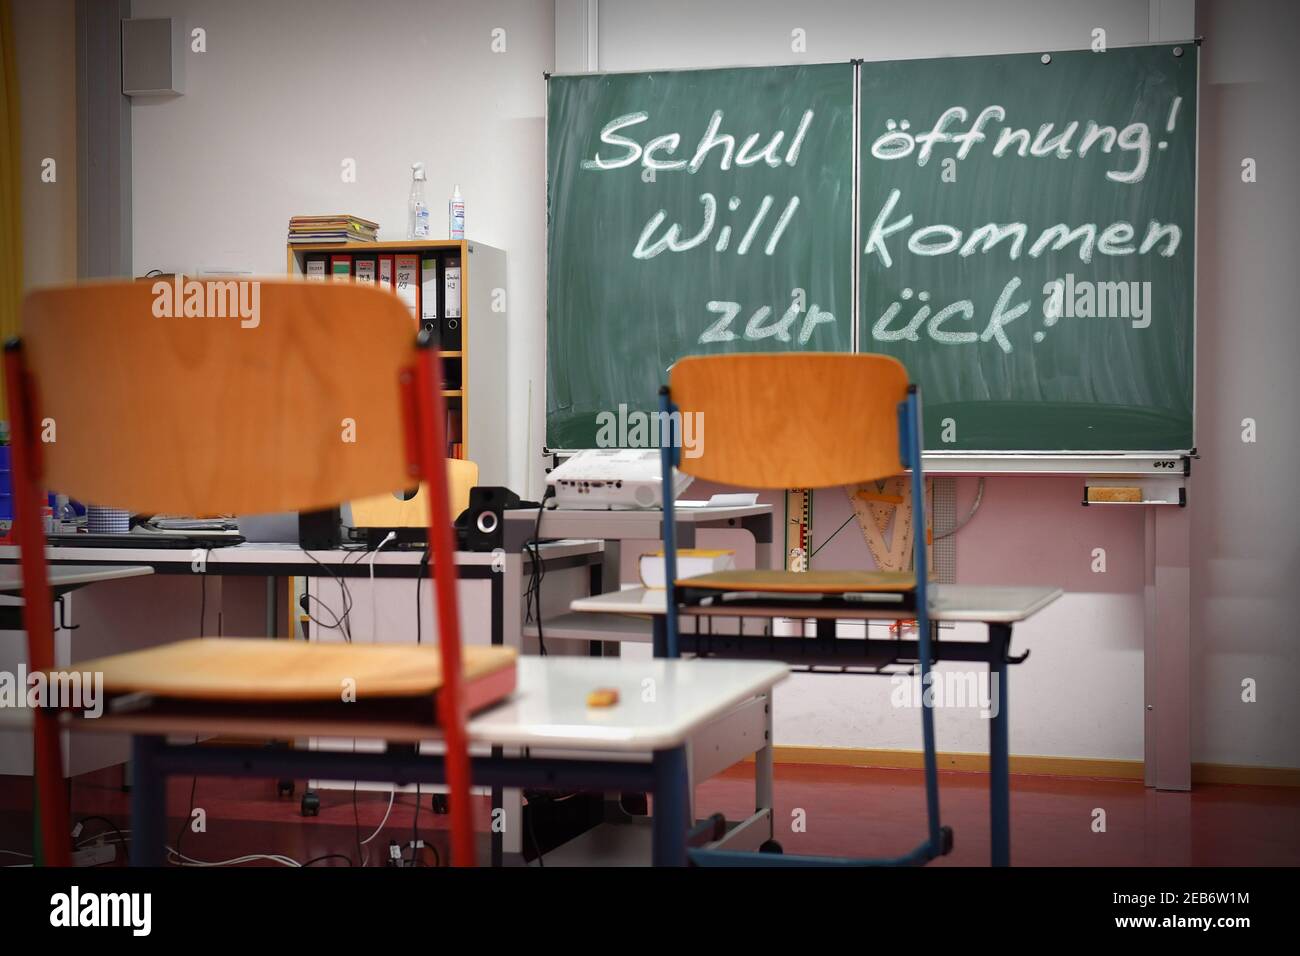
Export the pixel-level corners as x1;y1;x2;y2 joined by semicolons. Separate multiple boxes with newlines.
706;493;759;507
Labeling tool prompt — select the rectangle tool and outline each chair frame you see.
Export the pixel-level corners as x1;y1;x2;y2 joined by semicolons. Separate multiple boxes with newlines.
4;318;478;868
657;370;949;866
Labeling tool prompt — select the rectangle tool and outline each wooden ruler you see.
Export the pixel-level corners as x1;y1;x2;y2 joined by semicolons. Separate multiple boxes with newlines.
785;488;812;572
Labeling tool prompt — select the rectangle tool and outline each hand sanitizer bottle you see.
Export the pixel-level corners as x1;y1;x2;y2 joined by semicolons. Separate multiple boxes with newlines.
449;184;465;239
408;163;430;239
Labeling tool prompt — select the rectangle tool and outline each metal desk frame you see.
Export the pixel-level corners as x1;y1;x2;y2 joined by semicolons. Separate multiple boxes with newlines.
573;584;1062;866
127;737;693;867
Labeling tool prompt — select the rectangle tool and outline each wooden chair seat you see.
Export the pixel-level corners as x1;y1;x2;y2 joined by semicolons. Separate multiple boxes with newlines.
677;568;916;593
70;639;517;712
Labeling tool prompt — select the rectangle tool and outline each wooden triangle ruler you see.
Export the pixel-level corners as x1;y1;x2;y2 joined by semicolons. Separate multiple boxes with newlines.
846;477;932;573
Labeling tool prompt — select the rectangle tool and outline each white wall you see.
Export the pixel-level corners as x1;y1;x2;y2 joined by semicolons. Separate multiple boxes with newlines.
1192;0;1300;768
130;0;554;495
599;0;1151;68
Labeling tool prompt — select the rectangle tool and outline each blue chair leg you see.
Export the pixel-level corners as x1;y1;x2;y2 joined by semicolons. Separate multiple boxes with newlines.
130;735;167;866
990;624;1011;866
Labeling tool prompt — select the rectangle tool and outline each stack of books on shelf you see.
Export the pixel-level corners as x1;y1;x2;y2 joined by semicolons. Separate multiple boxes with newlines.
287;214;379;243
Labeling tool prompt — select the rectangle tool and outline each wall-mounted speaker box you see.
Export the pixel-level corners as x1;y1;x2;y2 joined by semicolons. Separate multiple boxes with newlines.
121;17;185;97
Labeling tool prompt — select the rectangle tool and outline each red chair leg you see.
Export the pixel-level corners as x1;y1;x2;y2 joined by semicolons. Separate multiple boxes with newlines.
413;343;476;867
5;343;71;866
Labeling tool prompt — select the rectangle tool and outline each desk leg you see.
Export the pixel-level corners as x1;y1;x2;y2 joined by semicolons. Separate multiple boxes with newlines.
130;735;166;867
989;624;1011;867
744;512;777;571
652;616;667;658
491;746;504;867
265;575;278;637
651;746;689;866
756;691;774;842
1144;507;1192;791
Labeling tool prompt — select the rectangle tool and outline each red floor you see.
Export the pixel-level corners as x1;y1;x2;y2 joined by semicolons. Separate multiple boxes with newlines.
3;762;1298;866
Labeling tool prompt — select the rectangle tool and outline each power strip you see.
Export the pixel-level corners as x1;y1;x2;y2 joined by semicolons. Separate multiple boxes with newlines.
72;843;117;867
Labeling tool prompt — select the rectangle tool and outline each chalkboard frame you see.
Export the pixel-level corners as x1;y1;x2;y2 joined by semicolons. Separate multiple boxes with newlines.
544;43;1200;469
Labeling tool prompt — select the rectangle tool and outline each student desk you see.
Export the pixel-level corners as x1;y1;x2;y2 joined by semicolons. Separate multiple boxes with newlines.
0;540;603;861
0;563;155;593
0;540;602;640
0;541;598;660
0;564;155;628
571;583;1062;866
44;656;789;866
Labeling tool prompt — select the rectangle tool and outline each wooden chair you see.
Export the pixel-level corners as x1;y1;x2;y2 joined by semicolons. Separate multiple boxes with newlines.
657;352;951;865
350;458;479;530
4;278;491;866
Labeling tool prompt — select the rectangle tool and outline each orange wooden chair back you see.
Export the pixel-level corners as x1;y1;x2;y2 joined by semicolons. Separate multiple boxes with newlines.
5;279;478;866
351;459;480;529
668;352;909;488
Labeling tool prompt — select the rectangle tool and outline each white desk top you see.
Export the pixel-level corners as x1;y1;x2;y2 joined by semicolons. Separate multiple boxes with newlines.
0;563;154;593
468;656;787;750
503;503;772;536
571;583;1063;625
0;539;601;569
30;655;788;752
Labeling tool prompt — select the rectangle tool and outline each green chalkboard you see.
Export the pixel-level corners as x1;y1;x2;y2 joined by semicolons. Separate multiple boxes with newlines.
547;64;854;449
859;44;1197;452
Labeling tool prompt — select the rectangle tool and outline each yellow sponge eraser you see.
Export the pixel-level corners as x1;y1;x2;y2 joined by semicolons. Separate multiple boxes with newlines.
1088;486;1142;503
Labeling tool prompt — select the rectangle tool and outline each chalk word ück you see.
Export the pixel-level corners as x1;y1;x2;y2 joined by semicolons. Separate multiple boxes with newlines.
873;273;1149;356
869;97;1184;186
870;271;1154;352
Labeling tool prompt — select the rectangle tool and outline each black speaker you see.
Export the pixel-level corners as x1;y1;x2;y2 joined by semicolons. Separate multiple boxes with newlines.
298;507;342;551
461;486;521;551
